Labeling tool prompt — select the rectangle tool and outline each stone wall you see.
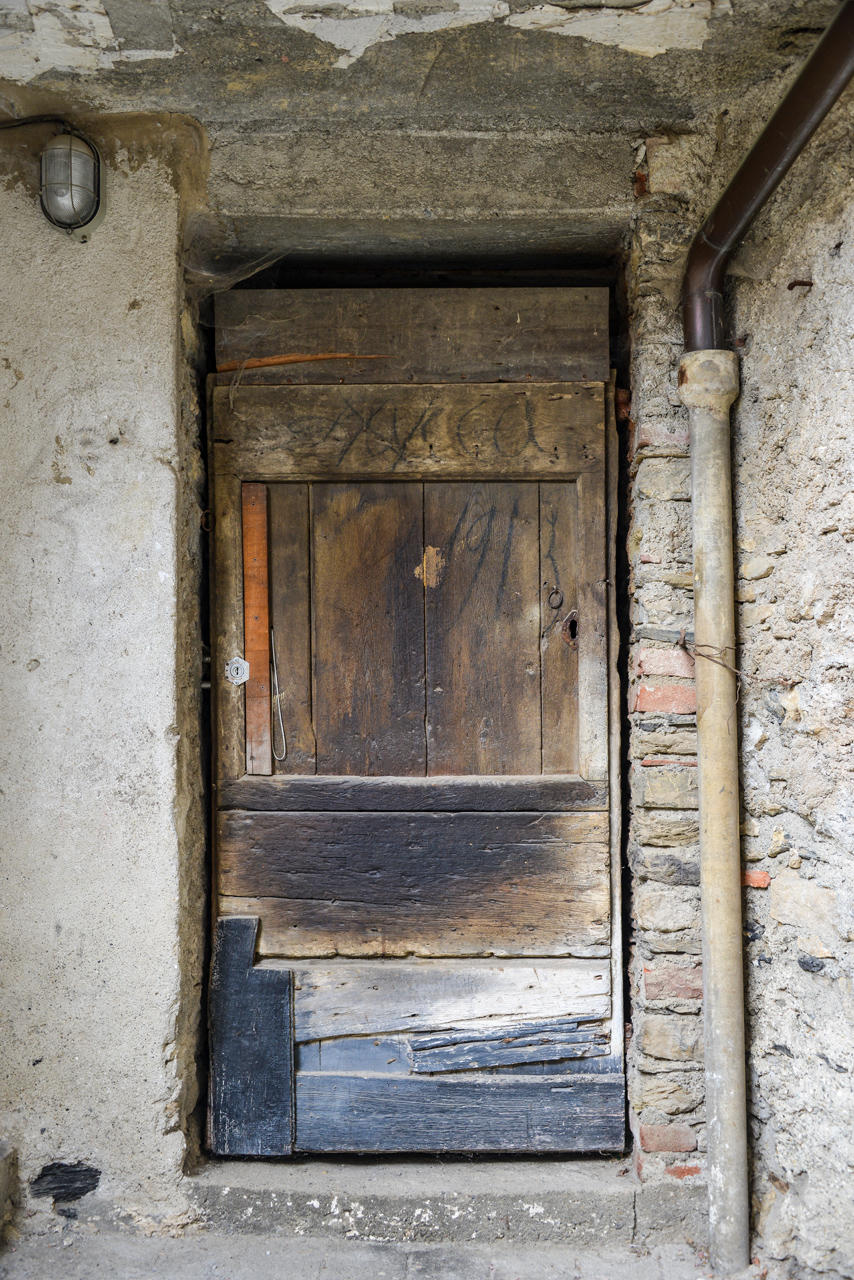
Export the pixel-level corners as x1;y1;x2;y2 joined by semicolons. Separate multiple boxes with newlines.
625;96;854;1277
0;151;204;1221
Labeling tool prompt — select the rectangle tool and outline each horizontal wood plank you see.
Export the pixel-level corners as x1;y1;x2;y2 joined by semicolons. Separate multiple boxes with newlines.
265;959;610;1040
294;1072;625;1153
215;288;610;384
212;384;605;482
218;775;609;811
218;810;610;957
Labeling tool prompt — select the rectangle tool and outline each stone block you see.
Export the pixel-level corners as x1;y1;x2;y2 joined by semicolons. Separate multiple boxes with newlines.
634;813;700;847
635;766;699;810
635;459;691;502
630;1072;704;1116
640;1015;703;1063
769;869;840;945
631;847;700;887
635;884;700;935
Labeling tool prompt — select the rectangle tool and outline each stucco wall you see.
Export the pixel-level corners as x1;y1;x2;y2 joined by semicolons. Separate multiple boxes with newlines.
626;95;854;1279
0;155;203;1220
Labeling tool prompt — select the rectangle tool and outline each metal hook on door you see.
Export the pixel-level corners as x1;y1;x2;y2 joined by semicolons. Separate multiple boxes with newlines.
270;628;287;762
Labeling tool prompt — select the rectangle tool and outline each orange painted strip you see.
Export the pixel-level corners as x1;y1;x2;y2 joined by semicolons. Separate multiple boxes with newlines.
242;482;272;775
218;352;386;373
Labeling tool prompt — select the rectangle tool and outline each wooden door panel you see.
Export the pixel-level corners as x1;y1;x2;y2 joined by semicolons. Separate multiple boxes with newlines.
269;483;315;773
311;482;425;776
217;809;610;958
209;287;620;1157
425;483;541;775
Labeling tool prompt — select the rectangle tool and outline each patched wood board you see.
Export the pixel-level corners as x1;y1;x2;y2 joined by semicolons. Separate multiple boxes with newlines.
218;809;610;957
265;959;610;1040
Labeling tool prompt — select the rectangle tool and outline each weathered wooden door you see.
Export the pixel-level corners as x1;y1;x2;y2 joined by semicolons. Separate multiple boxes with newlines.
208;288;623;1156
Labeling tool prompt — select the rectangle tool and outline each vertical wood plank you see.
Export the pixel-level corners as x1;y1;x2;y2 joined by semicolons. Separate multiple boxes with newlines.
540;482;580;774
269;484;316;774
425;483;540;775
242;483;272;775
213;469;245;786
576;468;609;779
208;916;294;1156
312;483;426;775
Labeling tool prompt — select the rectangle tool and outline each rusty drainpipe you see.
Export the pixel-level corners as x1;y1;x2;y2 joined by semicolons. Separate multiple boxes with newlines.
678;3;854;1271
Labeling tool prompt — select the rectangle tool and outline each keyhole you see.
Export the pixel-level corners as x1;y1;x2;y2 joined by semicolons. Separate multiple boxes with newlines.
561;611;579;647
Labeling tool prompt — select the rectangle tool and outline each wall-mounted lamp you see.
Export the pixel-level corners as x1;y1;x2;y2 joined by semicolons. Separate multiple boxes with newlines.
0;114;102;237
40;132;100;231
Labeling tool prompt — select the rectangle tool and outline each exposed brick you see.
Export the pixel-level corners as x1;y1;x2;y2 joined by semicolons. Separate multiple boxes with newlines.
637;646;695;678
639;1123;698;1153
644;962;703;1001
743;869;771;888
635;420;690;455
666;1164;702;1179
634;683;697;714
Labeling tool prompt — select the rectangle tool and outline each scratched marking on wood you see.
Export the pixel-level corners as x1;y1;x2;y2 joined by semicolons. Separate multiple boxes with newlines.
214;384;605;481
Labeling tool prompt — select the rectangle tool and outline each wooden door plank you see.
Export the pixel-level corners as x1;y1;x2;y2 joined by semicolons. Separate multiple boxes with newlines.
425;483;540;775
268;484;316;774
218;810;610;957
215;288;610;384
312;483;426;775
540;482;580;774
283;958;610;1040
242;483;272;775
213;471;245;785
207;917;294;1156
576;469;609;779
294;1072;625;1153
218;774;609;812
212;384;605;482
295;1035;620;1076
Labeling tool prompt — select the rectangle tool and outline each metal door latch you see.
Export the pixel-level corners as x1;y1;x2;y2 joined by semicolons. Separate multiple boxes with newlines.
225;655;250;686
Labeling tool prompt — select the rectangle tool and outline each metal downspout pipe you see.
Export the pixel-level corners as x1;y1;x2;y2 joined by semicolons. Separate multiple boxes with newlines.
677;4;854;1270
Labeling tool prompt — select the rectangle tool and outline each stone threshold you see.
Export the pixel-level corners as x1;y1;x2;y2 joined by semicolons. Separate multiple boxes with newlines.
190;1158;708;1248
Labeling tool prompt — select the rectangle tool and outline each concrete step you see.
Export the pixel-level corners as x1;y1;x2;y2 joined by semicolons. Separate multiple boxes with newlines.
190;1158;708;1249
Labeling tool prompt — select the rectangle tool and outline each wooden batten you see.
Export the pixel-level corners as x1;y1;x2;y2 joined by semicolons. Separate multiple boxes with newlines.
215;288;610;384
214;383;604;483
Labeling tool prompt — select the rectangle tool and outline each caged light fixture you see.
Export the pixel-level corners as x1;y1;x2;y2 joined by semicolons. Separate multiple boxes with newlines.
0;114;101;236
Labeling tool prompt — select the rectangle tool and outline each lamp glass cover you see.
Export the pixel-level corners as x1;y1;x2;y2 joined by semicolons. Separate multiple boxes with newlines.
40;133;99;229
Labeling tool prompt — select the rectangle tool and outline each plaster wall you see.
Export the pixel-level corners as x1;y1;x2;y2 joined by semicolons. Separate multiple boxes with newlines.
0;156;202;1220
626;94;854;1278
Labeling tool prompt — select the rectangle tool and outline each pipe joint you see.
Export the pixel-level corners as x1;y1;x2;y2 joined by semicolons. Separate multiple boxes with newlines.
678;350;740;412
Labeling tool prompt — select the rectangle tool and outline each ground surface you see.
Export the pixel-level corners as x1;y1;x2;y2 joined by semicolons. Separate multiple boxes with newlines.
0;1229;713;1280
